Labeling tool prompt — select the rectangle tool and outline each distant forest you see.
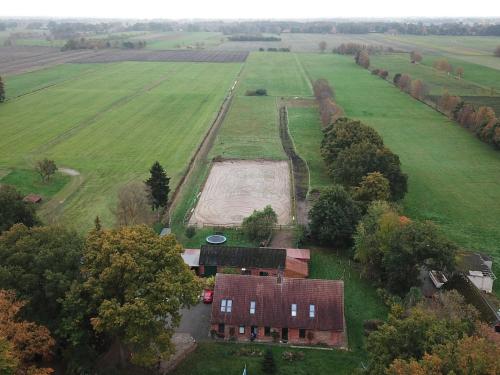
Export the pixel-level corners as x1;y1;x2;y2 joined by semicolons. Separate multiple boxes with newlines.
1;18;500;36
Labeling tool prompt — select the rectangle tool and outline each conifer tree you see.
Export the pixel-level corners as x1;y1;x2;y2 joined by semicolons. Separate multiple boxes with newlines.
145;161;170;219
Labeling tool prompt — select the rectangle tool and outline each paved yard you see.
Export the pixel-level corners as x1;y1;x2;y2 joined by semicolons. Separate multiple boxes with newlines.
176;302;212;342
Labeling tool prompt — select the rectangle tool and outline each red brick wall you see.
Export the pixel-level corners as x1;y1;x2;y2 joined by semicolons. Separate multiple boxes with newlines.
210;324;346;347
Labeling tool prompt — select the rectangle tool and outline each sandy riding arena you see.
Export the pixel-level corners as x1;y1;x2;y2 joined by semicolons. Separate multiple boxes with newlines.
189;160;291;227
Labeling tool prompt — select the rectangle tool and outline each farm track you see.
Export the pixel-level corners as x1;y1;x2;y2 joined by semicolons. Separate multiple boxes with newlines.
24;74;170;162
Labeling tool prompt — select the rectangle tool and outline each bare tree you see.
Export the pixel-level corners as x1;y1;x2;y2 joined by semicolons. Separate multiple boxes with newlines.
433;58;453;74
35;159;57;183
410;51;422;63
114;182;155;227
319;41;327;53
494;45;500;57
410;79;427;100
355;50;370;69
455;66;464;79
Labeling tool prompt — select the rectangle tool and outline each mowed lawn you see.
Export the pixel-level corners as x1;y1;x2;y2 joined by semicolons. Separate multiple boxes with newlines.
287;107;333;191
299;54;500;293
210;96;286;160
237;52;312;98
0;61;241;229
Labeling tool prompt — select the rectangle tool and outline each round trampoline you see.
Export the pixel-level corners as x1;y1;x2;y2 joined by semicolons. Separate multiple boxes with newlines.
206;234;227;245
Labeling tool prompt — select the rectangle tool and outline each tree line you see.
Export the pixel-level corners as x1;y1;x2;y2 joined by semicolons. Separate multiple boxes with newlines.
357;52;500;150
61;37;147;51
312;79;344;127
228;35;281;41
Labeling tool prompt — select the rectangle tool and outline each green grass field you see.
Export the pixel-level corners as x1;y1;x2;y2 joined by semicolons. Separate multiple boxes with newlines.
370;53;499;96
210;96;285;160
237;52;312;98
298;53;500;294
287;107;332;191
0;169;70;199
0;61;241;230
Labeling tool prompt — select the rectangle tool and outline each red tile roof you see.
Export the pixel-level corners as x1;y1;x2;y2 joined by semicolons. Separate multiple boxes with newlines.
23;194;42;203
286;248;311;261
285;256;309;277
211;274;344;331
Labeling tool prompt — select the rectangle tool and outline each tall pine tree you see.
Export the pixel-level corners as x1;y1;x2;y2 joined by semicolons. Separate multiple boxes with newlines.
145;161;170;218
0;76;5;103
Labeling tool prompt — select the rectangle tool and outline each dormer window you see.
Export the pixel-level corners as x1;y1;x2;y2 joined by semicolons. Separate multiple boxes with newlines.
250;301;256;314
291;303;297;317
309;304;315;318
221;299;232;313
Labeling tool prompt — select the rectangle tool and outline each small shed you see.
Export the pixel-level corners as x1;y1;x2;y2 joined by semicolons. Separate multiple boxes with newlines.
23;194;42;204
457;252;496;293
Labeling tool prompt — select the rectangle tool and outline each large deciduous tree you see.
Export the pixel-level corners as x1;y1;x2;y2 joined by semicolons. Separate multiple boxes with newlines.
61;225;201;367
355;50;370;69
114;182;154;227
318;41;327;53
145;161;170;220
0;185;38;233
0;224;83;333
409;51;422;63
35;159;57;183
0;290;55;375
308;185;360;246
352;171;391;206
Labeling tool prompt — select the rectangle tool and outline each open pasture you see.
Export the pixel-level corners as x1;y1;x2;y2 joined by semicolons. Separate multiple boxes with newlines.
189;160;291;227
72;49;249;63
0;61;241;229
144;32;224;50
298;54;500;291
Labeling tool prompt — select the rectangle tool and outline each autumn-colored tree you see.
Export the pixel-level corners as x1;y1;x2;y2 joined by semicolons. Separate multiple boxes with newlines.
455;66;464;79
433;58;452;73
0;290;54;375
352;172;391;205
61;226;201;368
494;45;500;57
473;106;496;131
312;79;343;126
378;70;389;79
355;50;370;69
0;337;17;375
313;79;334;100
387;335;500;375
410;79;426;100
438;90;461;113
114;182;154;227
397;74;411;92
409;51;422;63
318;40;327;53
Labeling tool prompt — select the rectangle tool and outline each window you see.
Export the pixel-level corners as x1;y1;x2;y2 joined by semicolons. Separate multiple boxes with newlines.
259;271;268;276
299;329;306;339
309;304;315;318
239;325;245;334
221;299;232;313
291;303;297;317
218;323;225;334
264;327;271;336
250;301;256;314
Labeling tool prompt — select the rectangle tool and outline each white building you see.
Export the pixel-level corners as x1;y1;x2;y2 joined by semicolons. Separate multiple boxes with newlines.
458;253;496;293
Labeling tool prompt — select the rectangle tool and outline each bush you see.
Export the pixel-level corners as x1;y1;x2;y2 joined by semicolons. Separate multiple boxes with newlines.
242;205;277;243
185;226;196;238
245;88;268;96
282;351;305;362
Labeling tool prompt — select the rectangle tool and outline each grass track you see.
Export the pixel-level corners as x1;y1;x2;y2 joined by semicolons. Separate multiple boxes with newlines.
0;61;241;229
299;53;500;295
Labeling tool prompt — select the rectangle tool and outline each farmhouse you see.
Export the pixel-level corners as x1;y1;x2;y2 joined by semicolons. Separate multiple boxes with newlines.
197;245;308;278
210;274;346;347
457;252;496;293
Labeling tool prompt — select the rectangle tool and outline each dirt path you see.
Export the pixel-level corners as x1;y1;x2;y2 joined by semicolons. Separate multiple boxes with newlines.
270;229;295;248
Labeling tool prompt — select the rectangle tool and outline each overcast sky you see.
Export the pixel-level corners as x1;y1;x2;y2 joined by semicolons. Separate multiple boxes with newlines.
2;0;500;20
